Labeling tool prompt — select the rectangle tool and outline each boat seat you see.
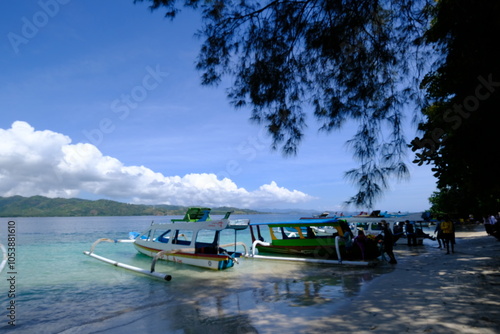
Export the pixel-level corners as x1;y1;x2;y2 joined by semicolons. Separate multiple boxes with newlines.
197;210;210;222
195;242;218;254
157;235;170;243
196;246;218;254
157;230;171;243
172;239;191;245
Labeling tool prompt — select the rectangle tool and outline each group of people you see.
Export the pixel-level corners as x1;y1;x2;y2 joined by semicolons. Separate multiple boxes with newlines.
350;214;500;264
353;219;455;264
353;220;398;264
394;220;418;246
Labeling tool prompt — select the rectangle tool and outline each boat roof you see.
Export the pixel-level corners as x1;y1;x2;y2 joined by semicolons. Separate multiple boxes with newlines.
150;219;229;230
249;218;340;227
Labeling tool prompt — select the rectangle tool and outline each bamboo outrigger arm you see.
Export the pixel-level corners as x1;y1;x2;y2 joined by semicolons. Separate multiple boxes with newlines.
88;238;134;253
335;236;342;263
250;240;271;256
150;249;183;273
219;241;249;257
83;238;172;281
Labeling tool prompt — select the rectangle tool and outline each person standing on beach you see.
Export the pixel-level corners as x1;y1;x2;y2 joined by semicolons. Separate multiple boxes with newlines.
354;229;367;260
405;220;417;246
434;221;444;248
489;214;497;233
380;220;397;264
440;218;455;254
392;222;404;245
484;216;494;235
489;214;499;239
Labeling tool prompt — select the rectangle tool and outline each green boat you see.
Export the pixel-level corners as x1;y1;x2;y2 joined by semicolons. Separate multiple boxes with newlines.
249;218;382;265
249;219;352;259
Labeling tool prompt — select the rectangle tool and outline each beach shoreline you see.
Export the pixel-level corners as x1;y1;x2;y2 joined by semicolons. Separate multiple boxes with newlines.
62;225;500;334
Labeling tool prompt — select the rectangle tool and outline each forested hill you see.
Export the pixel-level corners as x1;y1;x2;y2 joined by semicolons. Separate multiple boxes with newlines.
0;195;262;217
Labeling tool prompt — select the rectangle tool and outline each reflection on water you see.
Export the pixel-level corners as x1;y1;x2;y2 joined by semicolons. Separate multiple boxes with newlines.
0;216;395;333
74;264;391;334
79;258;393;334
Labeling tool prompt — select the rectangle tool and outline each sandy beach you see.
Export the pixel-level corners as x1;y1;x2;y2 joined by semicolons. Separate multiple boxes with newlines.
310;225;500;333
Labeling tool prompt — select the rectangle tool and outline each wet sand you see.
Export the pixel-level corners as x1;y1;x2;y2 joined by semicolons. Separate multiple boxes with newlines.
75;225;500;334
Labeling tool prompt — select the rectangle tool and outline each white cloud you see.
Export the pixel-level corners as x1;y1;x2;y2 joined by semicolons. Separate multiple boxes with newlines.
0;121;313;208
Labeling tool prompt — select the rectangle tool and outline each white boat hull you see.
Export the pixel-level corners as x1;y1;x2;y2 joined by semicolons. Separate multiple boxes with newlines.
133;240;235;270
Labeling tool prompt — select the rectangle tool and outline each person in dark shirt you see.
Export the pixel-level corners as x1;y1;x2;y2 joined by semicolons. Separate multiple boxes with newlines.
405;220;417;246
354;229;367;260
392;222;404;245
381;220;397;264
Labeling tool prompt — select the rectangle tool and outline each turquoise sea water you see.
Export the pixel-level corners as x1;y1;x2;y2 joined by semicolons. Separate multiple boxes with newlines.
0;215;392;333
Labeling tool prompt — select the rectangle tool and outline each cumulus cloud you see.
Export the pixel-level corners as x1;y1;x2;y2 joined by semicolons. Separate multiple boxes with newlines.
0;121;313;208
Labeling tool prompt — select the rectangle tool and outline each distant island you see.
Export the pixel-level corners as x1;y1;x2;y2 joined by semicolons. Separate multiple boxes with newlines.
0;195;264;217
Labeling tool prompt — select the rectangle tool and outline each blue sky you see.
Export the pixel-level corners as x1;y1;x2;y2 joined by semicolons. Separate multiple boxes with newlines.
0;1;436;212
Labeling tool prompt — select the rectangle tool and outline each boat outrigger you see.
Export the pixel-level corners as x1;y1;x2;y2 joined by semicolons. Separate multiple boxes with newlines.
84;208;250;280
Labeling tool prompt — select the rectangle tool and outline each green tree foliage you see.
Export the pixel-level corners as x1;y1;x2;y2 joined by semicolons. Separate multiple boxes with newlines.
411;0;500;217
136;0;435;209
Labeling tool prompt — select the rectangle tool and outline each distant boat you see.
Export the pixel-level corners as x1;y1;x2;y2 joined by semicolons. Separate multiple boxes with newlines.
300;211;350;219
353;210;384;218
351;210;408;218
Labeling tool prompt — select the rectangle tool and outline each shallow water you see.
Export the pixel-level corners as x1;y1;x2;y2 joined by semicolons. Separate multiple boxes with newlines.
0;215;394;333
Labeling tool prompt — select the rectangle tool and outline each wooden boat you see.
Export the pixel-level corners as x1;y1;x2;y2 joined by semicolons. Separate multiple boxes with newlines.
132;208;249;270
249;218;351;259
84;208;250;280
299;212;347;220
248;218;380;265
